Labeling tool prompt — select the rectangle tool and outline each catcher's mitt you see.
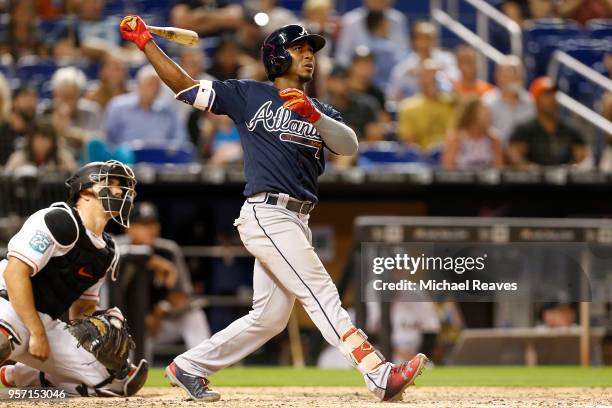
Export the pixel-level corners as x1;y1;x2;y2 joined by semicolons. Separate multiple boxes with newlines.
67;307;135;373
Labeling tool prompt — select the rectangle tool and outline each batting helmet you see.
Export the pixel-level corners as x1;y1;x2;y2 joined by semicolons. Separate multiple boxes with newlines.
65;160;137;228
262;24;326;81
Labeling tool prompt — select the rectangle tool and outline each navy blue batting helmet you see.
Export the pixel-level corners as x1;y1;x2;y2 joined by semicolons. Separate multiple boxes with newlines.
261;24;326;81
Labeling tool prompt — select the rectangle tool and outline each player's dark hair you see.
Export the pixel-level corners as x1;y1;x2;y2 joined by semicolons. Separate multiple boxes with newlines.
66;189;81;207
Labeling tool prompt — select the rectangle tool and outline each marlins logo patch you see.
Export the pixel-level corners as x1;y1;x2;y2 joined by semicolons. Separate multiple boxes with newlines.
29;231;52;254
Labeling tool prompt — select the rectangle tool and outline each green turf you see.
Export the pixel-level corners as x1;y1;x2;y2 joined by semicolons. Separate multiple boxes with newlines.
146;366;612;388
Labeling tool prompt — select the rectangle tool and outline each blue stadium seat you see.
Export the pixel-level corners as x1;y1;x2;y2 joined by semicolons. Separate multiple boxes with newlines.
0;63;13;80
15;57;57;90
104;0;126;17
556;39;609;107
132;146;195;165
426;145;444;167
586;18;612;41
37;18;63;35
357;142;423;168
523;19;585;81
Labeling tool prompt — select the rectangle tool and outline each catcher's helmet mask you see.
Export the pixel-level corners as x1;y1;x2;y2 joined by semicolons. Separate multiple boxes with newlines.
66;160;137;228
262;24;326;81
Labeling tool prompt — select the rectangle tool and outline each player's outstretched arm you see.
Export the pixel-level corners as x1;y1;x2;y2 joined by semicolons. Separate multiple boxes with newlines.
120;15;198;94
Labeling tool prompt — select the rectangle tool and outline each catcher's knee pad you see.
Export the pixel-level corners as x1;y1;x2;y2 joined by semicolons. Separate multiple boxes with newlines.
0;319;22;363
340;326;385;375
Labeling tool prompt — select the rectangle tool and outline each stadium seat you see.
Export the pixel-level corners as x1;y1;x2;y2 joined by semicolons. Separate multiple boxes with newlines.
555;39;609;107
426;145;444;167
357;142;423;168
586;18;612;41
131;146;196;165
15;57;57;90
523;19;585;81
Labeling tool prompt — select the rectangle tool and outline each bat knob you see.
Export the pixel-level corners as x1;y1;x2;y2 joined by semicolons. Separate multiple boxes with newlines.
121;16;137;31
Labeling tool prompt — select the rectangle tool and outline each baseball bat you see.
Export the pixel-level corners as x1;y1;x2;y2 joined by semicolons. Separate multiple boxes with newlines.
146;25;199;46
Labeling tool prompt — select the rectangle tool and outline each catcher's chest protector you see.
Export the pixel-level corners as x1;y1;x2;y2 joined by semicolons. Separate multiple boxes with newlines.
30;207;115;319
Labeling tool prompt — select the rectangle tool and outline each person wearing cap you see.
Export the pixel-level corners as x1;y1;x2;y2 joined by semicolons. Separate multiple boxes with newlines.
115;202;211;363
324;65;384;144
347;47;386;109
508;76;588;168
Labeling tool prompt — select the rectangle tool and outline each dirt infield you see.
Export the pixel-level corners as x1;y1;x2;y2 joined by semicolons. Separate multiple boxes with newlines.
1;386;611;408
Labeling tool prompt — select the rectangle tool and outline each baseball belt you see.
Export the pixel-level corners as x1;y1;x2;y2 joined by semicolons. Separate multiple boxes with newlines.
265;193;315;215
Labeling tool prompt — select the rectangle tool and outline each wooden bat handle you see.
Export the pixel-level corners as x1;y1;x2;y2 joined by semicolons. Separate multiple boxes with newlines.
146;25;199;46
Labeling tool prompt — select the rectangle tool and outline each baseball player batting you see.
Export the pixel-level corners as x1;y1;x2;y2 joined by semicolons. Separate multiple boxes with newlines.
0;160;148;396
120;16;428;402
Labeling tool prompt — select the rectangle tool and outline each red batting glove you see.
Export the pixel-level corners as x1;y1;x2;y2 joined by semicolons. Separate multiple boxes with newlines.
279;88;322;123
120;15;153;51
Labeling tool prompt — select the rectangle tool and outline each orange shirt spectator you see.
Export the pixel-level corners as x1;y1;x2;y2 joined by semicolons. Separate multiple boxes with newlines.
453;45;494;97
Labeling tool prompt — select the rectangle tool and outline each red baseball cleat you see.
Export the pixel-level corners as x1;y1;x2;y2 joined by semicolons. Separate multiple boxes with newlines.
382;353;429;401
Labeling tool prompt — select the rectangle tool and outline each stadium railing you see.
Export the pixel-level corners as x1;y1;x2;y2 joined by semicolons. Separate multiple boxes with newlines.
547;50;612;136
431;0;522;80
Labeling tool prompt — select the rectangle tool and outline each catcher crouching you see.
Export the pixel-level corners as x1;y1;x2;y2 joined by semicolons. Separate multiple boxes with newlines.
0;160;148;396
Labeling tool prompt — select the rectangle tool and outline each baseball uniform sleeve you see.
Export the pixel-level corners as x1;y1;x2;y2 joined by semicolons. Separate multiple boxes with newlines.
7;208;78;275
175;79;249;122
79;277;104;301
312;101;358;156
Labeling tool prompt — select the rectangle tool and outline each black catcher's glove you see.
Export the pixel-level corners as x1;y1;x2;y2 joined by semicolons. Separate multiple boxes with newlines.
67;307;135;374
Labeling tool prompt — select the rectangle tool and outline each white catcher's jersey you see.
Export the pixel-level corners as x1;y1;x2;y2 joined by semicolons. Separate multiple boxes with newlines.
0;203;107;302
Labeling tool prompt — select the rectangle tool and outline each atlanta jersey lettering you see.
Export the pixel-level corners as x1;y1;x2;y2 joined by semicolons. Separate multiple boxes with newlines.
176;79;344;203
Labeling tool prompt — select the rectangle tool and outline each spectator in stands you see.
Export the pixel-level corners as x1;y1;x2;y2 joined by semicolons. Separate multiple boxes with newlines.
442;97;504;170
347;47;386;109
5;86;38;147
453;45;495;97
558;0;611;25
528;0;559;19
302;0;338;60
116;202;210;363
356;10;401;90
335;0;409;69
483;56;535;143
0;0;47;62
85;52;129;109
105;65;189;150
49;0;124;61
201;113;243;166
397;59;457;152
208;37;244;81
0;74;14;166
324;65;384;142
386;21;459;104
44;67;103;156
4;120;77;173
170;0;244;37
508;77;588;168
501;0;530;27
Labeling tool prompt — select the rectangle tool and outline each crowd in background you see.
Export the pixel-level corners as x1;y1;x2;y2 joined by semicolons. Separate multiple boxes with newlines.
0;0;610;175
